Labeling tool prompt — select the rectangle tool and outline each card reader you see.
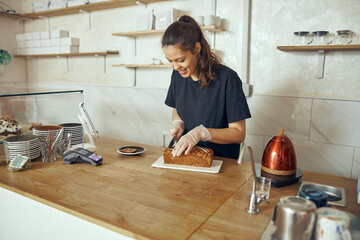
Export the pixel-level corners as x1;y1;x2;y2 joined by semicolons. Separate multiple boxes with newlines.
64;147;103;166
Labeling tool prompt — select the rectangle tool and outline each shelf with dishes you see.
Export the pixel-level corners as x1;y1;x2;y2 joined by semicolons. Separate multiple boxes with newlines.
112;25;225;37
277;44;360;52
14;50;119;72
0;12;21;19
112;63;171;68
19;0;168;19
277;44;360;79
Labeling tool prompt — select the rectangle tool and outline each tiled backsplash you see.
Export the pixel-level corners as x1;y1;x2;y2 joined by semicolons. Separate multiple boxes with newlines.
245;95;360;179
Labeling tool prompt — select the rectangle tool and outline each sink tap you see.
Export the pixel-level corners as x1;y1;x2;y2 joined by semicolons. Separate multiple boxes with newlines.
238;144;270;214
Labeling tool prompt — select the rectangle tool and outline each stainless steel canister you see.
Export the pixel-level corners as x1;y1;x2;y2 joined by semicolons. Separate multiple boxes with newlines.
273;196;316;240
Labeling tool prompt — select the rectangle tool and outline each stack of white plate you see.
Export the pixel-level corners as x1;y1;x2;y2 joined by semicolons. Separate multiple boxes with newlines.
59;123;84;146
32;125;63;151
3;135;40;163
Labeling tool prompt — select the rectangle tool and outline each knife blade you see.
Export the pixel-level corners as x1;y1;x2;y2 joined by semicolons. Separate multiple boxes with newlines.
168;136;176;148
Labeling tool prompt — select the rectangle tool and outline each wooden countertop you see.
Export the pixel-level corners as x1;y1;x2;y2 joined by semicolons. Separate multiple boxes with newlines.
0;137;358;239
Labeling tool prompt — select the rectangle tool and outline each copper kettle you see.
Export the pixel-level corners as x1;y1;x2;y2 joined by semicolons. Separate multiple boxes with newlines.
261;129;296;176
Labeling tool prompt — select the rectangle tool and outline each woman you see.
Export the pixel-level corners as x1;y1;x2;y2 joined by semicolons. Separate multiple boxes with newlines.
162;15;251;159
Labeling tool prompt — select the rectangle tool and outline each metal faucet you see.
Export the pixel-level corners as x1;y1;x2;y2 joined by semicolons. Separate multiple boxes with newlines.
238;144;270;214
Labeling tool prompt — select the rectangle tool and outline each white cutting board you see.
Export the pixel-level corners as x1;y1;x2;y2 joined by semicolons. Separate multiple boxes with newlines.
152;156;223;173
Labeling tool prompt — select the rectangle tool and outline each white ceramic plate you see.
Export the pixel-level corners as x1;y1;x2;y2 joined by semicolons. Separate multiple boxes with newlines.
117;146;146;155
152;156;223;173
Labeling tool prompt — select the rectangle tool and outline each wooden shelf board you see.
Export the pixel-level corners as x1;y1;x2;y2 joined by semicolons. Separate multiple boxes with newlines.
277;45;360;52
112;25;225;37
112;64;171;68
14;51;119;58
0;12;21;19
19;0;167;19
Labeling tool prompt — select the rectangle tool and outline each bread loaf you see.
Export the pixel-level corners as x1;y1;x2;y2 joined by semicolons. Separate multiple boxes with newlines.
163;146;214;167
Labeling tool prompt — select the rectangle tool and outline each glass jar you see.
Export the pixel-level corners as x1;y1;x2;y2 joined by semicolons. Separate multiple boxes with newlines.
294;31;313;45
312;31;333;45
335;30;352;45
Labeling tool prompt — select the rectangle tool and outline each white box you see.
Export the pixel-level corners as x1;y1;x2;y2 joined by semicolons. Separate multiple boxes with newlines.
67;0;88;7
50;30;69;38
16;34;24;42
60;45;79;54
40;31;50;39
136;11;155;31
17;41;25;49
50;38;61;46
41;39;51;47
32;32;41;40
155;9;182;30
49;46;60;54
60;37;79;46
24;33;33;41
49;4;67;10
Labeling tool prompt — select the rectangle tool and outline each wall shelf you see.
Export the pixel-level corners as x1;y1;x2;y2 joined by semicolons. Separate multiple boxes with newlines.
112;25;225;37
112;64;171;68
0;12;21;19
19;0;168;19
277;45;360;79
14;51;119;73
14;50;119;58
277;45;360;52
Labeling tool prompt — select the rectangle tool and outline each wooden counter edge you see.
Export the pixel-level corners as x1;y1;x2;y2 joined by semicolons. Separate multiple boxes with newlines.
0;182;151;240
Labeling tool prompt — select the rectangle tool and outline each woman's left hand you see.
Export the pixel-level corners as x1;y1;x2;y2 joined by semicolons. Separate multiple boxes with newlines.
171;125;211;157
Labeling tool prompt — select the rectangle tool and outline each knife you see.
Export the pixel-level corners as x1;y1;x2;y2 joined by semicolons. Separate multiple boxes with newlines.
168;136;176;148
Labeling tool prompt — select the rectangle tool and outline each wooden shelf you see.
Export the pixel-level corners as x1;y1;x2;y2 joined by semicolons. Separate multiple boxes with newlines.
0;12;21;19
112;25;225;37
19;0;168;19
112;64;171;68
14;50;119;58
277;45;360;52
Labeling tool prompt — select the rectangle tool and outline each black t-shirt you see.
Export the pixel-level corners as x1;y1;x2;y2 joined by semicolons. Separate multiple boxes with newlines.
165;64;251;159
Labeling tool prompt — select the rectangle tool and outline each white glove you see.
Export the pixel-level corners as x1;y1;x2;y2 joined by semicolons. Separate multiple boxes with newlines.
170;119;185;142
172;124;211;157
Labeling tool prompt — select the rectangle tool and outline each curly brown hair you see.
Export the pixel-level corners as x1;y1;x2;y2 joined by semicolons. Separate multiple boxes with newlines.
161;15;221;88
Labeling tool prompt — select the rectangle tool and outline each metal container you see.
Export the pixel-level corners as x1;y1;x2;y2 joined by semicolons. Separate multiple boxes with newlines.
273;196;316;240
261;129;296;176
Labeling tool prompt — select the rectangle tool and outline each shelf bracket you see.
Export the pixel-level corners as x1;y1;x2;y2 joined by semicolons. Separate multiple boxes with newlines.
79;10;91;29
58;56;69;72
317;50;325;79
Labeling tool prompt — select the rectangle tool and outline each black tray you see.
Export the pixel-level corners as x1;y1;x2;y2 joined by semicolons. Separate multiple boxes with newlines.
255;165;303;188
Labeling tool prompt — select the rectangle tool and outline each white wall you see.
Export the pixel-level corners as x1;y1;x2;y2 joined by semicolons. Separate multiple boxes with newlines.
0;0;26;87
1;0;359;178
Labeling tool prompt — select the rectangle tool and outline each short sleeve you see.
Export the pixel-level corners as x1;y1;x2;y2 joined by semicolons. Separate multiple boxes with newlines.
165;70;177;108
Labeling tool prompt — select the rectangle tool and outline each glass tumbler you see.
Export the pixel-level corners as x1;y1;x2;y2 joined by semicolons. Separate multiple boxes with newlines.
294;31;313;45
246;176;271;200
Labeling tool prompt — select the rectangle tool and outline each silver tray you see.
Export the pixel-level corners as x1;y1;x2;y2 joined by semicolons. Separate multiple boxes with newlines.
296;180;347;207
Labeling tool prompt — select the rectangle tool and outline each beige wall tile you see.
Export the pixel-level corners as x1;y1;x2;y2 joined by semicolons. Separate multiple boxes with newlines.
352;148;360;179
310;99;360;146
247;95;311;140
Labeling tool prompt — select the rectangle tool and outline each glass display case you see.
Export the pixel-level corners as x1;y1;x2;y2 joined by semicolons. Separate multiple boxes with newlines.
0;86;84;162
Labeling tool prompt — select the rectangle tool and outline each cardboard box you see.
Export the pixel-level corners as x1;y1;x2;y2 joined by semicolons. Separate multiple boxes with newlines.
60;37;79;46
50;30;69;38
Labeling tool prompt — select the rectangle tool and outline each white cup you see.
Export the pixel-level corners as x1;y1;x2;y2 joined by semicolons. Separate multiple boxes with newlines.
204;15;215;26
315;207;351;240
194;16;204;26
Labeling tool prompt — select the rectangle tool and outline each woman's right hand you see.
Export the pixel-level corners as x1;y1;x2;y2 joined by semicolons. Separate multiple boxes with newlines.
170;119;185;142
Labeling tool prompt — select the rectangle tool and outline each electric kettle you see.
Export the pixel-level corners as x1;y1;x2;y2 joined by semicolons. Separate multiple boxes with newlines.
261;129;296;176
